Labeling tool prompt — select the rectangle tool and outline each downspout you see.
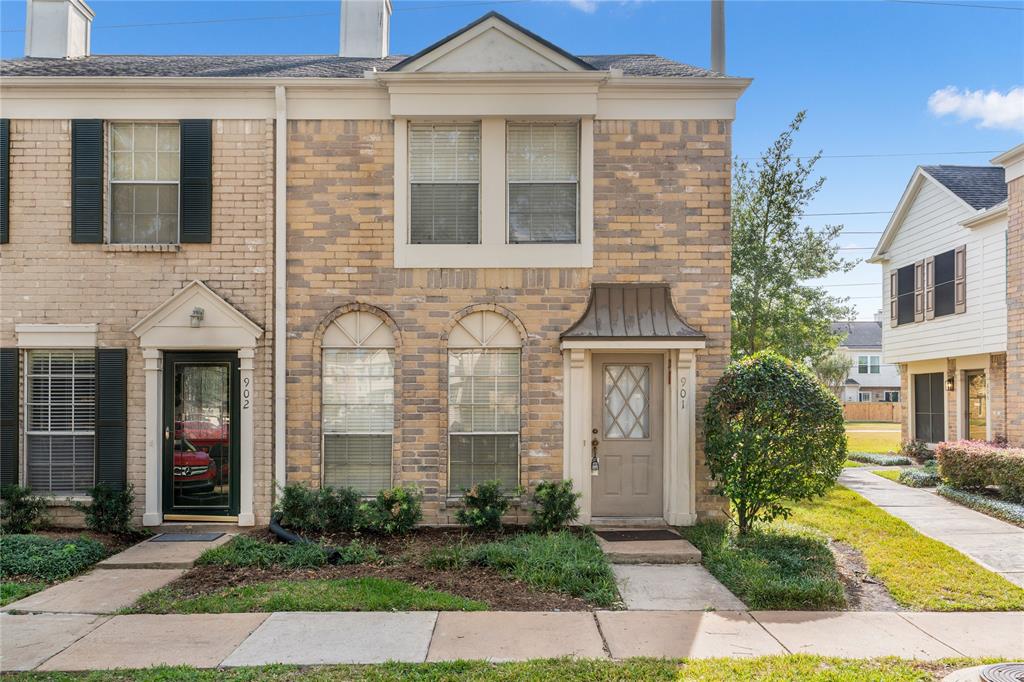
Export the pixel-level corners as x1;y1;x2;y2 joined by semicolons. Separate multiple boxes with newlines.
274;85;288;496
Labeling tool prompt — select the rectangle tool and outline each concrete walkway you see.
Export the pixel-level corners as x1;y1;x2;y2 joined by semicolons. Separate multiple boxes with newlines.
3;609;1021;670
840;468;1024;587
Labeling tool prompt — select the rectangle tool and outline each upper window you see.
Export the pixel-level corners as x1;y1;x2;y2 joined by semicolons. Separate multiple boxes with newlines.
933;249;956;318
409;123;480;245
25;349;95;495
110;122;180;244
506;122;579;244
322;311;396;496
858;355;880;374
896;263;915;326
447;311;522;494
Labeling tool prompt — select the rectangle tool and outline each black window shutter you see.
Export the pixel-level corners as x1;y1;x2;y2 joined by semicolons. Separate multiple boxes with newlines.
95;348;127;490
180;120;212;243
0;119;9;244
0;349;18;486
71;119;103;244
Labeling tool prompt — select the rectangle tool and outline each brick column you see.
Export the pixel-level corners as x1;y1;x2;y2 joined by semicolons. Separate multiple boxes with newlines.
989;353;1007;443
899;363;910;443
946;358;958;442
1007;175;1024;446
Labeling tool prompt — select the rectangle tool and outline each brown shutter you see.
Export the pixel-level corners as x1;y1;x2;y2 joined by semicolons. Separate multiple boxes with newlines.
914;259;925;322
889;270;898;326
954;244;967;314
924;256;935;320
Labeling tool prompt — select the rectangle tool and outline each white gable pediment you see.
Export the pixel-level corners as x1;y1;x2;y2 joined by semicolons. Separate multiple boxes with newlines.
394;14;589;74
131;280;263;350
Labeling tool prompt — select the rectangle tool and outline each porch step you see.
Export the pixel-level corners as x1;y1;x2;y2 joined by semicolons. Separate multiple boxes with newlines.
152;522;240;534
95;533;233;570
594;527;702;565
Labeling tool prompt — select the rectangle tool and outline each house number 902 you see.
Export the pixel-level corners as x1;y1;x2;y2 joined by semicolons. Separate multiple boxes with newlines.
242;377;251;410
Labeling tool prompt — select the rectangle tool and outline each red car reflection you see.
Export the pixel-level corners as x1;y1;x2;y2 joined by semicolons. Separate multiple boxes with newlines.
173;448;217;492
173;420;228;491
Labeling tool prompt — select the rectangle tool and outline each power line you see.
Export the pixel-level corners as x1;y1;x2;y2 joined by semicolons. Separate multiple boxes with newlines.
396;0;528;11
1;11;338;32
739;150;1002;161
804;211;889;216
887;0;1024;10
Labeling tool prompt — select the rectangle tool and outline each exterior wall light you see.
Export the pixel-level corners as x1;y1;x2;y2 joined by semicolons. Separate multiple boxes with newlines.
190;307;205;328
945;375;955;392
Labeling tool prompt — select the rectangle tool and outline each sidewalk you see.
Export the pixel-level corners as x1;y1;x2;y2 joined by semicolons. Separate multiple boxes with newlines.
3;609;1022;670
840;468;1024;587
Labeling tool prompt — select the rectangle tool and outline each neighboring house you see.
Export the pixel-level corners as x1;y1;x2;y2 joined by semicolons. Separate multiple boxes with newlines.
869;152;1024;446
830;319;900;404
0;1;750;528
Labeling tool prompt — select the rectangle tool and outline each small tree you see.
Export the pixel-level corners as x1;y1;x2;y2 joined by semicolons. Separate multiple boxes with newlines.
704;352;846;534
811;350;852;397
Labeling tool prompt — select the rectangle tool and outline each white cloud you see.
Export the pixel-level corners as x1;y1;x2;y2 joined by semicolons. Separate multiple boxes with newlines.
568;0;598;12
927;86;1024;132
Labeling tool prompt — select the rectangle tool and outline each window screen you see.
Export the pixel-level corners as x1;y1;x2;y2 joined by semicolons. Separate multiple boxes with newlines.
913;372;945;443
507;122;579;244
409;123;480;244
322;348;394;495
933;249;956;318
25;350;95;495
896;263;916;326
448;349;520;492
110;122;180;244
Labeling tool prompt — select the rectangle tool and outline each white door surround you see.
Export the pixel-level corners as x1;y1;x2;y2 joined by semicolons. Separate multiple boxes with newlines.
561;344;702;526
131;280;263;526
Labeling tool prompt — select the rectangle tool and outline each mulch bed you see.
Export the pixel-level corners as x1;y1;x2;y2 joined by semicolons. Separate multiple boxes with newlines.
158;526;595;612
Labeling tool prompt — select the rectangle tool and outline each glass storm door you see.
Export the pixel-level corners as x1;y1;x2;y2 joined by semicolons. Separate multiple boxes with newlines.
163;352;239;517
965;371;987;441
591;354;664;517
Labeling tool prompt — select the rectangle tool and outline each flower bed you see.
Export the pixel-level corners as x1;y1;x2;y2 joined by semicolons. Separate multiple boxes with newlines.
936;441;1024;502
937;485;1024;527
847;452;910;466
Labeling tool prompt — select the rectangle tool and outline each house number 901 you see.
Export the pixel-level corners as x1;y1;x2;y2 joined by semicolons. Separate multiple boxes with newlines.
242;377;251;410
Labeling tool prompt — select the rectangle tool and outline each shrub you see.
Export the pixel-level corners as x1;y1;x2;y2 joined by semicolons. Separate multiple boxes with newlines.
530;480;581;533
77;484;134;534
0;485;48;534
456;480;518;532
358;486;422;535
197;535;329;569
847;452;911;466
276;483;361;534
898;468;941;488
937;484;1024;526
900;439;933;463
0;534;108;582
937;441;1024;502
704;352;846;534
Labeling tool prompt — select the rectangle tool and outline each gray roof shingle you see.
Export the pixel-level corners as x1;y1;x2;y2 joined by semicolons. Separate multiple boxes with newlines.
922;165;1007;210
831;321;882;349
0;53;715;79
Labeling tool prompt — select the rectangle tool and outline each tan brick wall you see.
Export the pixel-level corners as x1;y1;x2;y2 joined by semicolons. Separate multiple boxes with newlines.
0;119;276;525
989;352;1007;443
899;363;910;443
946;358;958;441
286;119;732;523
1007;175;1023;446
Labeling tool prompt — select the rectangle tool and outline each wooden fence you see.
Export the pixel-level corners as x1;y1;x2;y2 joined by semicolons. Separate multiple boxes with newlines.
843;402;902;423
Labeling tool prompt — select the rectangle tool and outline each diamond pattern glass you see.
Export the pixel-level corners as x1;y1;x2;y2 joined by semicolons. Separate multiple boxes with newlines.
603;364;650;439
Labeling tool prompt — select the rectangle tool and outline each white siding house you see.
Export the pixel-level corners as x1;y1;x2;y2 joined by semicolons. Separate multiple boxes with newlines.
831;320;901;404
869;165;1009;445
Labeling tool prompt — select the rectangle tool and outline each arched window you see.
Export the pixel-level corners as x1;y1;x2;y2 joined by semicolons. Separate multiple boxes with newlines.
322;310;395;495
447;311;522;493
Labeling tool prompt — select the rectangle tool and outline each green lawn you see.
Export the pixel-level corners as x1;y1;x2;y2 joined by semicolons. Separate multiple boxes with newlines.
0;581;47;606
843;460;866;468
130;577;487;614
0;657;1001;681
845;422;901;454
788;487;1024;611
872;469;901;482
679;522;845;610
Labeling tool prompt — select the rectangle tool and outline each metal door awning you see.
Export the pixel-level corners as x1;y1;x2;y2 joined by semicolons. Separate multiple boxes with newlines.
562;284;705;341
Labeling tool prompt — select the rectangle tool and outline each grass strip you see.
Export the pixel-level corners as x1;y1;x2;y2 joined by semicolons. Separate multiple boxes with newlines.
0;581;47;606
788;486;1024;610
131;576;487;614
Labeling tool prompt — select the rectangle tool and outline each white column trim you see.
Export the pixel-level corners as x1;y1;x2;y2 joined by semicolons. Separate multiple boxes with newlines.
274;85;288;497
564;348;592;524
666;349;697;525
142;349;163;527
238;347;256;526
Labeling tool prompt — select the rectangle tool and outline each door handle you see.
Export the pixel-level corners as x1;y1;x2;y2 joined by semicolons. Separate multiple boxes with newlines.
591;436;600;475
164;426;170;441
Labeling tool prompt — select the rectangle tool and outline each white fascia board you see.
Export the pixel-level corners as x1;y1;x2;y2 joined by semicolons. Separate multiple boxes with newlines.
960;201;1007;229
992;143;1024;183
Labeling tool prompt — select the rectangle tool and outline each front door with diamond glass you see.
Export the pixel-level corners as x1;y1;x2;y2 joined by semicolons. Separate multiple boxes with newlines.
162;352;239;517
591;354;663;517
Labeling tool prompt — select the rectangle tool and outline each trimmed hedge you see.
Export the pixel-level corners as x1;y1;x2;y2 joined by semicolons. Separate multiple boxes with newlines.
936;441;1024;502
937;485;1024;526
898;468;941;488
847;452;910;466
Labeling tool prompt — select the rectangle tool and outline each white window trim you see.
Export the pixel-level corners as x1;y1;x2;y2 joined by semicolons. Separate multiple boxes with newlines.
107;121;181;246
394;116;593;268
16;324;98;349
859;391;872;402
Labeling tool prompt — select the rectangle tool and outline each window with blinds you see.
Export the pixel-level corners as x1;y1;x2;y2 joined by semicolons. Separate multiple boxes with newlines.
409;123;480;244
110;122;180;244
322;348;394;495
507;122;579;244
448;349;520;492
25;350;96;495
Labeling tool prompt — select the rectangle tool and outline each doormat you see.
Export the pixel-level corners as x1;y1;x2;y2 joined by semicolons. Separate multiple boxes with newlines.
151;533;224;542
595;529;682;542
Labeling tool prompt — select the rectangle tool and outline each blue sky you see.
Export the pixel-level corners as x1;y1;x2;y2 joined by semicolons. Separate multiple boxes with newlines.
2;0;1022;318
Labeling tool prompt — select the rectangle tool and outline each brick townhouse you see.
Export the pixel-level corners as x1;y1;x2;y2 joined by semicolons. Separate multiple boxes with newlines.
0;0;751;527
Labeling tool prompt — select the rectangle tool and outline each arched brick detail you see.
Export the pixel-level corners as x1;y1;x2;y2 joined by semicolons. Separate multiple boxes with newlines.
441;303;529;349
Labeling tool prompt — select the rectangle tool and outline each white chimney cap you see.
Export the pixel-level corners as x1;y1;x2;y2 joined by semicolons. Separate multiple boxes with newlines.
25;0;95;59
